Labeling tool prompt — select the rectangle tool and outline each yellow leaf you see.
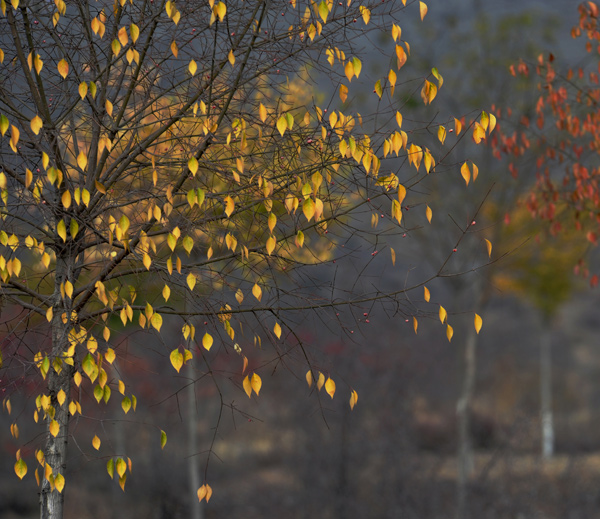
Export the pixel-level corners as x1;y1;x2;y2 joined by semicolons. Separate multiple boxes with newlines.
216;1;226;21
150;313;162;332
118;26;128;46
259;103;267;122
61;190;71;209
438;125;446;145
317;372;325;390
252;283;262;301
243;375;252;397
251;373;262;395
49;419;59;437
224;195;234;217
339;84;348;103
14;458;27;480
349;389;358;410
273;322;281;339
170;349;183;372
30;115;43;135
276;115;287;136
446;324;453;342
57;219;67;242
92;435;101;450
57;389;66;406
485;238;492;258
57;59;69;79
54;473;65;493
46;307;53;322
344;61;354;82
105;99;113;117
474;313;483;334
390;247;396;266
455;117;462;135
202;333;213;351
10;125;19;152
306;370;313;388
424;286;430;302
419;1;428;20
472;163;479;182
413;316;418;334
228;49;235;66
461;162;470;186
439;305;447;324
189;60;197;76
130;23;139;43
426;205;432;223
325;377;335;398
266;235;276;255
160;430;167;449
186;273;196;291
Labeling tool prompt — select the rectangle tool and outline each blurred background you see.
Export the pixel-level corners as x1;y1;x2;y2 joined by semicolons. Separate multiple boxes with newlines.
3;1;600;518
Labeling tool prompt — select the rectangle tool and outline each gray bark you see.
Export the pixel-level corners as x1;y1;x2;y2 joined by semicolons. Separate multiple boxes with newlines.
540;324;554;460
40;255;75;519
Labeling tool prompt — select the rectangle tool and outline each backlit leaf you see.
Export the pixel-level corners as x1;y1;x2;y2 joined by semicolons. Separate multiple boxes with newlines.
54;473;65;493
251;373;262;395
92;435;101;450
243;375;252;397
57;59;69;78
30;115;43;135
202;333;213;351
474;313;483;334
419;1;428;20
424;286;430;302
306;370;313;388
485;238;492;258
170;349;183;372
325;377;335;398
273;322;281;339
461;162;470;186
446;324;453;342
189;59;197;76
160;430;167;449
14;458;27;480
426;205;432;223
349;389;358;410
439;305;447;324
252;283;262;301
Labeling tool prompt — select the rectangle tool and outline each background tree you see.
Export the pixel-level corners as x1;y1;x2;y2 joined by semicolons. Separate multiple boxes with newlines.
0;1;492;518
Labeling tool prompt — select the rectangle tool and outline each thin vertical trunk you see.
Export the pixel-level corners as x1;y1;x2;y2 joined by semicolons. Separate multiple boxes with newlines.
187;359;203;519
540;321;554;460
456;322;478;519
40;256;74;519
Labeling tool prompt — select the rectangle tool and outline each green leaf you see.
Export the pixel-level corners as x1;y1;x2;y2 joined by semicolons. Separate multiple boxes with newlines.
160;430;167;449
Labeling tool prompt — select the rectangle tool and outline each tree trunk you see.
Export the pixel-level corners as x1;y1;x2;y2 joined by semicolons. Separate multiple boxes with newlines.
456;321;478;519
540;322;554;460
40;255;75;519
187;361;203;519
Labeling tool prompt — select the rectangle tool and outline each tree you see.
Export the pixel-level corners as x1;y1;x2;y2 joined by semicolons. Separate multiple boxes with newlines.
491;1;600;278
0;1;491;517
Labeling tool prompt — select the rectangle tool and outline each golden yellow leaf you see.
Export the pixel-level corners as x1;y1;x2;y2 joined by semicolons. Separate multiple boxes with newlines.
438;125;446;145
186;273;196;291
150;313;162;332
339;84;348;103
259;103;267;122
390;247;396;266
461;162;470;186
228;49;235;66
202;333;213;351
317;372;325;390
344;61;354;82
118;26;128;46
306;370;313;388
349;389;358;410
424;286;430;302
455;117;462;135
57;219;67;242
446;324;453;342
188;59;197;76
273;322;282;339
54;473;65;493
474;313;483;334
170;349;183;372
485;238;492;258
30;115;43;135
57;59;69;79
92;435;101;450
251;373;262;395
49;419;59;437
252;283;262;301
472;163;479;182
61;190;71;209
266;235;276;255
426;205;432;223
224;195;234;217
413;316;418;334
243;375;252;397
325;377;335;398
14;458;27;480
276;115;287;136
419;1;428;20
439;305;447;324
